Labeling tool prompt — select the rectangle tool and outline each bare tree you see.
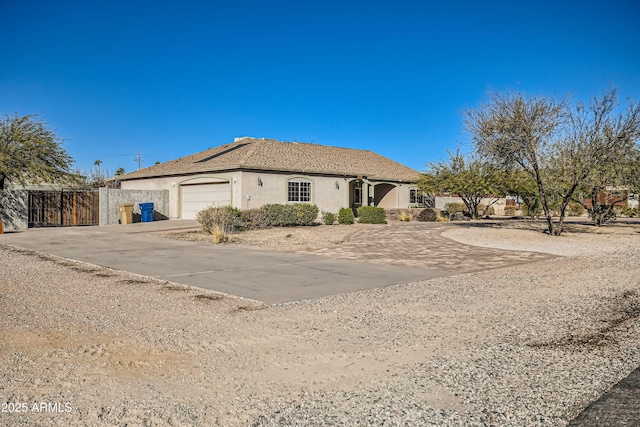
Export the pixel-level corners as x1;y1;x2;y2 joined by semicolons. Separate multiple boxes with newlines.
561;90;640;225
466;92;568;235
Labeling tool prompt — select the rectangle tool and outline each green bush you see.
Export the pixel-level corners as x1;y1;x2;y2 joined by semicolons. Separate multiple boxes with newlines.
416;208;438;222
503;205;516;216
522;202;541;218
567;202;585;217
259;203;318;227
197;206;238;235
260;204;287;226
444;202;466;215
322;211;337;225
291;203;319;225
357;206;387;224
338;207;355;224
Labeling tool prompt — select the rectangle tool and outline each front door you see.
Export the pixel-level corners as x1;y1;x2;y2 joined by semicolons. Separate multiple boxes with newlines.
353;187;362;207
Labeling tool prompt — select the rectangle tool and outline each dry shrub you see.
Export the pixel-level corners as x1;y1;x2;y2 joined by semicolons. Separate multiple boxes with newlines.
211;225;232;243
399;211;412;222
416;208;438;222
197;206;237;235
504;206;516;216
444;202;466;215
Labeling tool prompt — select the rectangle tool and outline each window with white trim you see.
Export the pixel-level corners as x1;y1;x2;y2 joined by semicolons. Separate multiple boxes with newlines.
410;189;425;205
288;180;311;202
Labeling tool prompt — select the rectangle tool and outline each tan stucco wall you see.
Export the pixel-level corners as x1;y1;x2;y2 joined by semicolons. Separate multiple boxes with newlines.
121;172;238;219
122;171;416;218
239;171;349;214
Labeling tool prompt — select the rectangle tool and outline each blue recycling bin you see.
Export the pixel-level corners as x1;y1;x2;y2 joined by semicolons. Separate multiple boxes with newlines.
139;202;154;222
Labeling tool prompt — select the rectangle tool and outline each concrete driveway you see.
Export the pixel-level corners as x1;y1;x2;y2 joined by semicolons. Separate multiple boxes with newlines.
0;220;454;304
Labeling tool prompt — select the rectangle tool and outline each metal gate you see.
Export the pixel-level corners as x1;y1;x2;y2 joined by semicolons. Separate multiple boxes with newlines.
28;190;99;227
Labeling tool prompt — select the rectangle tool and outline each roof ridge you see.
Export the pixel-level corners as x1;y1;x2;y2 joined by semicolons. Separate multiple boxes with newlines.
237;139;264;166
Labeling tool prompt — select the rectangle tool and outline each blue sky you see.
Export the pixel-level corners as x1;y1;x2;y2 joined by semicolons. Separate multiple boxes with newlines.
1;0;639;176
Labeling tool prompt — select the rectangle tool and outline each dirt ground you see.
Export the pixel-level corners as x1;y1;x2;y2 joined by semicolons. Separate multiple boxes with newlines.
1;219;640;426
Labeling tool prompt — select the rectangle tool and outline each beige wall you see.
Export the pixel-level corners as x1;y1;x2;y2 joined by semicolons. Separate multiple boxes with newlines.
122;171;415;219
122;172;237;219
239;171;349;214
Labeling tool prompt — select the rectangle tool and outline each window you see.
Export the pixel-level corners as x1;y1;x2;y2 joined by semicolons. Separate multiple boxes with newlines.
410;189;435;207
288;180;311;202
410;189;424;205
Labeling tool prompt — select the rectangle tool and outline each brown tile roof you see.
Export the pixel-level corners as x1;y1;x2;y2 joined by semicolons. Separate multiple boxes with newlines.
120;138;421;182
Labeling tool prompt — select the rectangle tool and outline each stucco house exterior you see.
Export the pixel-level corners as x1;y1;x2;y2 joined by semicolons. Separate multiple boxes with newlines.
118;137;423;220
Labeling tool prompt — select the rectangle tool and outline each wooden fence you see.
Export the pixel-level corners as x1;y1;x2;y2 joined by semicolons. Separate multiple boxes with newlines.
28;190;99;227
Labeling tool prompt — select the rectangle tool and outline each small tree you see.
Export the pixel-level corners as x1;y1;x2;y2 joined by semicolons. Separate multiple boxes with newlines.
418;149;503;219
467;92;570;235
0;114;73;190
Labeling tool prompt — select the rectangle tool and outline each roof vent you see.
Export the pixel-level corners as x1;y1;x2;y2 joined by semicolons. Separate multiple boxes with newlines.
234;136;254;142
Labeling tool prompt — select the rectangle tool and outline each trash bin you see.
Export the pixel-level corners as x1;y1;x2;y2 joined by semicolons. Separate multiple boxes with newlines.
118;204;134;225
139;202;154;223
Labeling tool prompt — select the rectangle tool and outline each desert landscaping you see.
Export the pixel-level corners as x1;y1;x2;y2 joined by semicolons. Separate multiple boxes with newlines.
1;219;640;426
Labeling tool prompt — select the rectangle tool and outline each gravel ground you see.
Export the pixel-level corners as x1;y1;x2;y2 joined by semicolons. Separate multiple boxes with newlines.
1;221;639;426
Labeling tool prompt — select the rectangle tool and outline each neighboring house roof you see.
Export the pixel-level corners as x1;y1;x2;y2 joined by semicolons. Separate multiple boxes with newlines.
120;138;421;182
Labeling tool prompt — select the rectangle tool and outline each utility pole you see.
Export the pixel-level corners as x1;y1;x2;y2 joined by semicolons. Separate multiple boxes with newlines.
135;154;143;170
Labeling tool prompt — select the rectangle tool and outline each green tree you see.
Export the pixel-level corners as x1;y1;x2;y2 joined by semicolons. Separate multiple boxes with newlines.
504;170;541;219
115;167;125;176
417;149;504;219
0;114;73;190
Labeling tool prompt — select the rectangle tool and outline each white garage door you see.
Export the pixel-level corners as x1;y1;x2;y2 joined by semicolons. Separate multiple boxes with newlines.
180;182;230;220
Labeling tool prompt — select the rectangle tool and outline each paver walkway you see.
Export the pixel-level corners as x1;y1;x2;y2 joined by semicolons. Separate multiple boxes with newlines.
300;222;555;272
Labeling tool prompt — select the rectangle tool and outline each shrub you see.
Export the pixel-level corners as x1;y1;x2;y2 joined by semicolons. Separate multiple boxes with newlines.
259;203;318;227
504;206;516;216
567;202;585;217
522;203;541;218
260;204;287;227
357;206;387;224
338;207;355;224
211;225;231;243
292;203;319;226
197;206;238;235
444;202;466;216
239;208;270;230
620;205;635;217
478;203;495;216
416;208;438;222
322;211;337;225
399;211;411;222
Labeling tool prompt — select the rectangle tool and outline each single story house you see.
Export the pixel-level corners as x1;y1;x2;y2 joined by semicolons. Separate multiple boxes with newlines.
118;137;424;220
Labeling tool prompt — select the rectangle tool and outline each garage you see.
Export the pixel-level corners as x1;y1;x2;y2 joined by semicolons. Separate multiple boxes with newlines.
180;182;230;219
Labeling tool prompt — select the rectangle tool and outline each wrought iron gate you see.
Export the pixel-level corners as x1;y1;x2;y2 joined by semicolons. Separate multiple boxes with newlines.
28;190;99;227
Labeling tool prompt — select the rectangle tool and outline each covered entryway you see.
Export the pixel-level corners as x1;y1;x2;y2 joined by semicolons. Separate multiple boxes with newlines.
180;181;230;220
372;183;397;208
